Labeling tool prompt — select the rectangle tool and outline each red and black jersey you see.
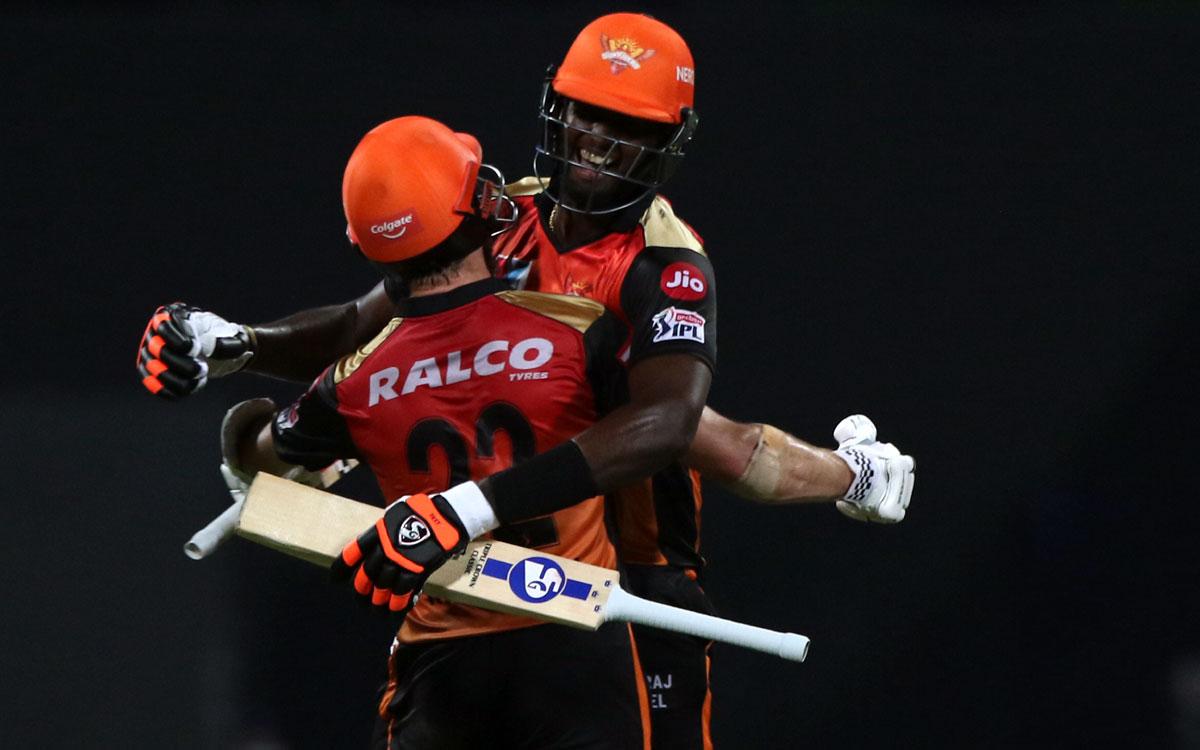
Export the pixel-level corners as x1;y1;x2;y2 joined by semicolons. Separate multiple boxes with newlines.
272;277;628;643
493;179;716;570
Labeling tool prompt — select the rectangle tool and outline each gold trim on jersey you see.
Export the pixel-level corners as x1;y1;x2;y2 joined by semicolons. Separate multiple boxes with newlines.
494;291;606;334
333;317;404;384
640;196;706;256
504;176;545;198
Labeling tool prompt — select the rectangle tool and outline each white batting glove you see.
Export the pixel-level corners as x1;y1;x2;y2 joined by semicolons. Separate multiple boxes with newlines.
182;308;255;380
833;415;915;523
137;303;255;400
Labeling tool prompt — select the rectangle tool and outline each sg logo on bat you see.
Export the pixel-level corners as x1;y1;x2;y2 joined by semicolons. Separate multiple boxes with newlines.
481;555;595;604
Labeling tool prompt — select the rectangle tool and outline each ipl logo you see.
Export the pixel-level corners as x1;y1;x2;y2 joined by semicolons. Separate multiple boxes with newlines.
599;34;656;74
651;307;706;344
508;557;566;603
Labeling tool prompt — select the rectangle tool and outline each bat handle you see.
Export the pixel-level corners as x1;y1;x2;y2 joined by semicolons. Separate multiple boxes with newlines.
604;586;810;662
183;498;244;560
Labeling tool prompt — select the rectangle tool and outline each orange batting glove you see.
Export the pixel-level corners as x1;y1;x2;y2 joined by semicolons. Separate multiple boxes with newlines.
331;493;468;613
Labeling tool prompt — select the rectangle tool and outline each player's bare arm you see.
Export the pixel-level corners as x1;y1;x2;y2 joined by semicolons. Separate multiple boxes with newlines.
687;408;853;502
143;294;900;517
689;407;914;521
136;283;392;398
571;353;709;490
246;282;393;380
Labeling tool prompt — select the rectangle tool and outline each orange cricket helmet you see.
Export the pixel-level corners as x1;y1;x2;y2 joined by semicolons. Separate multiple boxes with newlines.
553;12;695;124
342;116;515;263
534;13;700;215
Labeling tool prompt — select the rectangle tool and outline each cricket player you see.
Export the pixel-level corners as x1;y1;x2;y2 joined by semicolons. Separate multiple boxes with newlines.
234;115;675;748
138;14;915;748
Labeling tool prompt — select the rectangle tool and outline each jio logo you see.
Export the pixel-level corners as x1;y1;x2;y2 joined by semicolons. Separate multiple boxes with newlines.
659;262;707;301
508;557;566;603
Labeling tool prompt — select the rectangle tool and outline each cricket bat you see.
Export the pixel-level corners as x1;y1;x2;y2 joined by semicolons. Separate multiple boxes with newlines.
191;473;810;662
184;459;358;560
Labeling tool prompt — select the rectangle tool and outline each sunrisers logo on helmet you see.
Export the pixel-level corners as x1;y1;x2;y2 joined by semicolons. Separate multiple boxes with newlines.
600;34;655;74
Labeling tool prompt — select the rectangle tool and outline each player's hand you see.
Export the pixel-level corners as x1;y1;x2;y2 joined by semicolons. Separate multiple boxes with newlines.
217;398;348;504
833;415;915;524
331;492;468;613
136;303;255;399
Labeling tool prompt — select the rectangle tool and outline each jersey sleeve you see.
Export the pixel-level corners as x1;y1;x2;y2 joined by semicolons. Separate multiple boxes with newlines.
583;309;631;417
618;246;717;371
271;367;360;470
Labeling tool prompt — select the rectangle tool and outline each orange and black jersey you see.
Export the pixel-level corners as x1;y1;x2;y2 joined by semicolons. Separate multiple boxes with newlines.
272;277;628;642
492;180;717;570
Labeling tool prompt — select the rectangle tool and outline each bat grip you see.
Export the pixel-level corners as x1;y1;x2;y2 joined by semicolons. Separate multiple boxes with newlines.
183;498;244;560
604;586;810;662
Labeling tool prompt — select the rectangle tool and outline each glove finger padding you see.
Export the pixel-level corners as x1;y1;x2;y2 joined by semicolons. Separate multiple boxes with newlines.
835;499;870;522
834;414;877;447
876;455;915;523
833;414;915;524
150;340;204;378
138;354;202;399
388;591;415;613
137;304;207;398
156;306;199;353
332;534;371;584
361;538;409;593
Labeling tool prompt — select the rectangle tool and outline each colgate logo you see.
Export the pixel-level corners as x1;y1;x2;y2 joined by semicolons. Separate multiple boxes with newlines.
660;262;707;301
371;212;417;239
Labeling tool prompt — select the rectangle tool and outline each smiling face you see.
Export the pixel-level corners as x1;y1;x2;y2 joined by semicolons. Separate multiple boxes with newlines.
556;99;676;210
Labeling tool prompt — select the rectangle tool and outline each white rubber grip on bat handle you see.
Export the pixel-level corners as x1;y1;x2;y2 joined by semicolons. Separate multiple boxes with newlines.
183;499;244;560
603;586;810;662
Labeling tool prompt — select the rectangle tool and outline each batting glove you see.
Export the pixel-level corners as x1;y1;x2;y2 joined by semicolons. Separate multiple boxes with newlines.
833;415;915;524
218;398;349;497
331;490;471;613
137;303;254;399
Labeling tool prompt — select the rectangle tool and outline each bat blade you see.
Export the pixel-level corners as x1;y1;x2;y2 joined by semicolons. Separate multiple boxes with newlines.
233;474;809;661
236;474;616;628
183;459;358;560
236;472;379;565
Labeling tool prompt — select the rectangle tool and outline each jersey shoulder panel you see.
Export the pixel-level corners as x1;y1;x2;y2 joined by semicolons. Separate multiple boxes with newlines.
504;176;545;198
332;317;404;384
639;196;705;256
494;290;606;334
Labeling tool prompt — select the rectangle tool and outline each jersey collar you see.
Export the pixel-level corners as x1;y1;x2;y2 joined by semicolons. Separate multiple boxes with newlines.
534;188;654;254
389;277;510;317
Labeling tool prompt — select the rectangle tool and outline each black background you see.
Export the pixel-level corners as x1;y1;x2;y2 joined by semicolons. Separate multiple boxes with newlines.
3;2;1197;748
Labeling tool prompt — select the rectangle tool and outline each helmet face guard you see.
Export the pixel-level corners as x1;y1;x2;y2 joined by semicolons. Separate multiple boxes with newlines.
533;69;699;215
462;162;520;234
